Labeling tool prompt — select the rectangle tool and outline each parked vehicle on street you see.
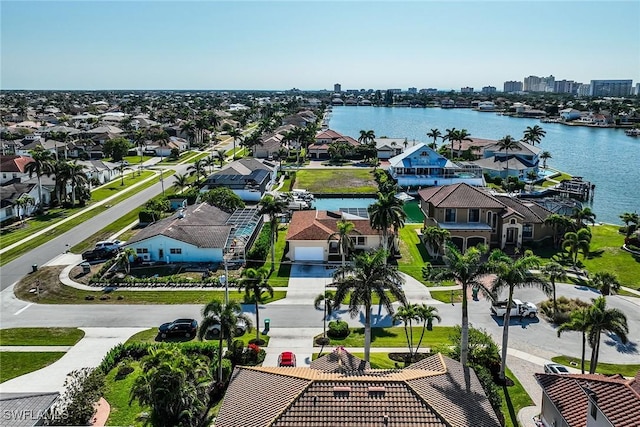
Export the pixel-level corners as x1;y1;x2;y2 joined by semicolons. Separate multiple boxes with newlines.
95;240;124;251
278;351;296;367
490;299;538;318
81;247;118;262
544;363;570;374
206;320;249;339
158;318;198;339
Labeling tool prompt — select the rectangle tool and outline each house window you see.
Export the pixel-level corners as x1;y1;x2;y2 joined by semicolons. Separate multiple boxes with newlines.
170;248;182;254
523;224;533;238
2;173;6;179
420;151;428;156
445;208;457;222
510;218;517;225
469;209;480;223
357;236;366;245
136;248;149;254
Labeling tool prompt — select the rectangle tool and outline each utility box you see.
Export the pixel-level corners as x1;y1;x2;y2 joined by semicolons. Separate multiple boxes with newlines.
264;318;270;332
80;262;91;274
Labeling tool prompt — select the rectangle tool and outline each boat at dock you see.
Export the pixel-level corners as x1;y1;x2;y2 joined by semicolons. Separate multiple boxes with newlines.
625;128;640;137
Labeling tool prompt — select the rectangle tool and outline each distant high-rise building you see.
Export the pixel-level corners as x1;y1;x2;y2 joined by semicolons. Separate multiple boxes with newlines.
389;89;402;94
554;80;577;94
589;80;633;96
577;83;591;96
407;87;417;94
524;75;555;92
635;83;640;96
481;86;497;94
503;81;523;93
334;83;341;92
419;88;438;95
460;86;474;93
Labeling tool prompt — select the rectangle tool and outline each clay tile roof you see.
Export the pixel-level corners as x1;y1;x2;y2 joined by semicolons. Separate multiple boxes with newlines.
310;347;371;372
0;155;34;173
286;211;379;241
535;372;640;427
418;183;505;209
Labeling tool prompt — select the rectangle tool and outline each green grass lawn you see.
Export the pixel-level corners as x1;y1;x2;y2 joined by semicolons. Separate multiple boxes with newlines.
312;352;398;369
157;151;197;164
0;352;66;383
121;155;153;164
264;228;290;287
104;361;146;427
126;328;270;346
294;169;377;194
551;355;640;377
429;289;464;304
396;225;431;283
0;328;84;346
316;326;454;348
499;367;534;427
541;171;572;188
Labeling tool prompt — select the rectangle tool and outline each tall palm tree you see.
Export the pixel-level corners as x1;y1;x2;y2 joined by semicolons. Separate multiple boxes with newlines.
63;161;88;207
257;194;289;272
14;194;35;224
358;129;376;145
216;148;226;167
368;192;407;263
115;247;137;274
556;307;590;373
443;127;457;159
571;207;597;230
489;249;551;381
24;147;54;211
198;300;252;381
540;151;552;169
133;129;147;175
542;262;567;321
237;266;273;344
586;296;628;373
314;290;338;342
544;213;573;249
414;304;441;356
188;159;206;184
425;244;492;367
421;226;450;260
619;212;639;237
332;249;407;362
454;129;472;157
327;220;360;268
393;303;421;361
179;120;196;146
172;173;190;192
228;128;243;160
589;271;621;296
562;228;591;267
523;125;547;146
496;135;520;184
426;128;441;149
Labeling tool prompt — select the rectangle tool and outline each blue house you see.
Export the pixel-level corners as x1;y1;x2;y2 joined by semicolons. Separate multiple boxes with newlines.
473;141;540;179
387;143;485;188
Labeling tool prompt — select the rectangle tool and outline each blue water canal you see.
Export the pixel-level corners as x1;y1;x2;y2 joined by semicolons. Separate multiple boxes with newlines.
327;106;640;225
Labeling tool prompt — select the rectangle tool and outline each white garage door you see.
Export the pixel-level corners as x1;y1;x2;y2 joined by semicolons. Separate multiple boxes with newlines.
294;247;324;261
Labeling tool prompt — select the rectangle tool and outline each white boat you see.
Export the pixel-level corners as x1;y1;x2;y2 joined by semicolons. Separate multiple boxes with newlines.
624;128;640;137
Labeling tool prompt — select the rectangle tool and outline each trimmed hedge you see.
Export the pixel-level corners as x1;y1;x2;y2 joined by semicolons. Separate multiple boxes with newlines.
327;320;350;339
247;223;271;263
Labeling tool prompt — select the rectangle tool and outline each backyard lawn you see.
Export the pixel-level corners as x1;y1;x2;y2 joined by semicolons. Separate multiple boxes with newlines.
396;224;431;283
499;367;534;427
294;169;377;194
0;352;66;383
0;328;84;346
263;228;290;287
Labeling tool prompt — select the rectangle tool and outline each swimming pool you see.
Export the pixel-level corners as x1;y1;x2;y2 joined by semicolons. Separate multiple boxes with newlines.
313;198;424;224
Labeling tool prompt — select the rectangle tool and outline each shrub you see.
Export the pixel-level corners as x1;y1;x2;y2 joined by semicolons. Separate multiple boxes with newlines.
539;296;590;324
287;171;296;191
327;320;350;339
472;364;504;425
44;368;105;426
246;223;271;263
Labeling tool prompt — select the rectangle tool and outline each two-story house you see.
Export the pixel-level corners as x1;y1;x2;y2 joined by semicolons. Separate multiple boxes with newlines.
201;158;277;202
308;129;359;159
388;144;485;188
418;183;553;252
473;141;540;179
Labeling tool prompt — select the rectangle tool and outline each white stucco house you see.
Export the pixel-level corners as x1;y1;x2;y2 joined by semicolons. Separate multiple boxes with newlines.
201;158;277;202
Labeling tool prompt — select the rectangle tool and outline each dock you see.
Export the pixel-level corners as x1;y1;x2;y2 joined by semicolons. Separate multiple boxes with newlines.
551;177;594;201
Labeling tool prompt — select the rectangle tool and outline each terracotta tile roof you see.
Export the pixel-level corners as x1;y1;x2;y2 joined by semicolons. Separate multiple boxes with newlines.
418;183;505;209
310;347;371;372
215;351;501;427
535;372;640;427
286;210;379;241
0;155;34;173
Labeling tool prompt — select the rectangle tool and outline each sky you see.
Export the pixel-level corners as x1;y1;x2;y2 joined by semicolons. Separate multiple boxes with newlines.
1;0;639;91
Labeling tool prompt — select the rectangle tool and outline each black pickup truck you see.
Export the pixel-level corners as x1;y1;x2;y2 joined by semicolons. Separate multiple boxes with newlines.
81;247;119;262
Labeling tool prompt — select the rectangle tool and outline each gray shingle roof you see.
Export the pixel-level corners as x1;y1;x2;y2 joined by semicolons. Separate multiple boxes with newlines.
0;392;59;427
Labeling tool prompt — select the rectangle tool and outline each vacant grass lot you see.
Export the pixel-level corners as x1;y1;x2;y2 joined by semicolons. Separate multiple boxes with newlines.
15;266;286;305
315;326;454;348
295;169;377;194
0;352;66;383
0;328;84;346
126;328;270;346
396;224;430;282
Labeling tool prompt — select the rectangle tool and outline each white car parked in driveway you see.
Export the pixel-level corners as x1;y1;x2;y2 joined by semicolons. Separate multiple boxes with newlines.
95;240;125;251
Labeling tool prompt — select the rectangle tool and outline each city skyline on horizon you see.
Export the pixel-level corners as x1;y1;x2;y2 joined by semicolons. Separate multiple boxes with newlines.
1;1;639;91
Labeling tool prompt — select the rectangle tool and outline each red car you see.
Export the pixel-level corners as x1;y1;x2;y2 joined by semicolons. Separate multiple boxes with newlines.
278;351;296;367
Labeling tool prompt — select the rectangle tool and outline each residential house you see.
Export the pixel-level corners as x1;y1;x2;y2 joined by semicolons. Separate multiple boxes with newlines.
388;143;485;188
281;110;317;128
0;182;45;222
151;136;189;158
373;138;404;159
215;349;501;427
559;108;582;121
308;129;359;159
418;183;553;252
201;158;277;202
77;160;119;185
0;155;34;185
124;203;262;264
535;371;640;427
253;133;285;159
474;141;540;179
285;210;383;262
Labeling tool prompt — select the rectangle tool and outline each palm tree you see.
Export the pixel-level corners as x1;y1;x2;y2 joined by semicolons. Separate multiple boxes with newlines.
327;220;360;268
314;290;338;343
133;129;147;175
589;271;621;296
237;266;273;344
523;125;547;146
368;192;407;263
257;194;289;272
332;249;407;362
489;249;551;381
179;120;196;146
63;161;88;207
426;128;441;149
172;173;190;192
556;307;590;373
619;212;639;237
544;213;573;248
586;296;628;373
115;247;137;274
358;129;376;145
562;228;591;267
421;226;450;260
216;148;226;167
188;159;206;184
540;151;552;169
24;147;54;211
393;303;421;362
541;262;567;322
424;244;491;367
496;135;520;185
14;194;35;224
228;128;243;160
443;127;457;159
414;304;441;356
454;129;472;157
198;300;252;381
571;207;597;230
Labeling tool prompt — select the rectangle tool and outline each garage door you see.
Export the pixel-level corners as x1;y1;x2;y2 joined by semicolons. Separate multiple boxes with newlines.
294;247;324;261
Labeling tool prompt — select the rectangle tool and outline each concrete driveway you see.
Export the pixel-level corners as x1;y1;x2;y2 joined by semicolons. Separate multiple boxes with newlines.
268;264;334;305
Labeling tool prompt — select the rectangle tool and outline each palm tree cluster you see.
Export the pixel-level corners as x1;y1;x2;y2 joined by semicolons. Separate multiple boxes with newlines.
522;125;547;145
443;128;473;159
393;303;441;362
368;177;407;261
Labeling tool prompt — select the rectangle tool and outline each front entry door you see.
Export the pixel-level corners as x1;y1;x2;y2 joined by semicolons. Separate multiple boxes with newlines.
506;228;517;244
159;248;164;260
